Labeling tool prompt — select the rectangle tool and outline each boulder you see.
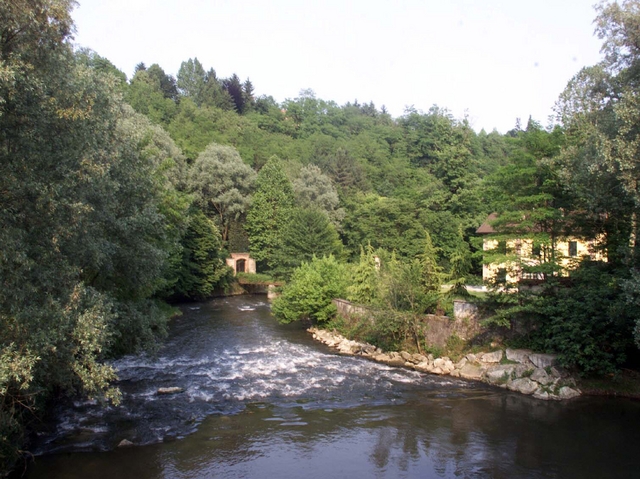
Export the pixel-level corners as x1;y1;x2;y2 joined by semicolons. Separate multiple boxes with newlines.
412;354;427;364
433;358;446;369
400;351;413;362
431;367;445;375
558;386;581;399
529;353;557;369
118;439;134;447
459;363;484;380
485;366;515;384
507;378;539;395
505;348;533;365
442;359;455;373
450;369;460;378
157;387;184;395
414;361;432;373
455;358;467;370
465;353;477;363
533;390;549;400
386;357;406;367
480;350;503;363
530;368;553;385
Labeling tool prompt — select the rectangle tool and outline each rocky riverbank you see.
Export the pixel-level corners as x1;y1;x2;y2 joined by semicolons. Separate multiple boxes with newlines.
309;327;581;401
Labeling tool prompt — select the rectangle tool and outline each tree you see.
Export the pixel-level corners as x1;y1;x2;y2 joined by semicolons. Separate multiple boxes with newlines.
274;207;343;277
0;1;180;468
126;68;178;125
448;227;472;297
146;63;178;101
177;57;207;105
293;164;345;227
347;243;380;305
418;232;444;311
172;209;232;300
483;123;569;279
188;143;256;242
245;157;295;271
222;73;247;113
271;256;348;324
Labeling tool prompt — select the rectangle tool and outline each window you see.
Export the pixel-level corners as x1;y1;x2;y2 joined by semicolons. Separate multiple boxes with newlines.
496;268;507;283
568;241;578;257
497;240;507;255
532;243;541;258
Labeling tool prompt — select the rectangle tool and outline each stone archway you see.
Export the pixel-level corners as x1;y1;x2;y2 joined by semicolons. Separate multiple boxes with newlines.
226;253;256;275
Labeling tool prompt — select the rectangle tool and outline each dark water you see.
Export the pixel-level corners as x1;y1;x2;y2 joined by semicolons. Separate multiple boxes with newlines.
22;296;640;478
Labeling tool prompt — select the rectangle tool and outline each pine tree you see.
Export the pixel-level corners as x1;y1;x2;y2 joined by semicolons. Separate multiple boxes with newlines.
245;157;295;271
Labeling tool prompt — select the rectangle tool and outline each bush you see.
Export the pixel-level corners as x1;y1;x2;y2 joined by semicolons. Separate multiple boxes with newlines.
271;256;348;324
490;261;637;376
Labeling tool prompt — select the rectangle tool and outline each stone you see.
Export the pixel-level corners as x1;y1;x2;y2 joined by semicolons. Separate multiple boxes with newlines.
505;348;533;365
412;354;427;364
549;367;562;378
431;367;445;375
480;350;503;363
400;351;413;362
507;378;539;395
433;358;446;369
459;363;484;380
465;353;477;363
157;387;184;395
118;439;134;447
558;386;581;399
529;353;557;369
404;361;415;369
533;390;550;400
485;365;515;384
376;354;391;362
530;368;553;385
450;369;460;378
414;361;432;373
386;357;406;367
442;359;455;373
455;358;467;370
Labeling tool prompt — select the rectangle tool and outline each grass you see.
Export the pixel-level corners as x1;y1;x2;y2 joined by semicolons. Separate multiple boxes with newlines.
236;272;277;285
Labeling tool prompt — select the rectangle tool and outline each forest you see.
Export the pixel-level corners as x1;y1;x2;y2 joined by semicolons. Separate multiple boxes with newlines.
3;0;640;472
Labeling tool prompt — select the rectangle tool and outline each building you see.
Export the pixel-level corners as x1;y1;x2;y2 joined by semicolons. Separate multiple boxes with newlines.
476;213;606;284
226;253;256;275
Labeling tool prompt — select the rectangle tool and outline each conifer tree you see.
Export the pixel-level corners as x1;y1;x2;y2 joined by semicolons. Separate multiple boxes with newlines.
245;157;295;271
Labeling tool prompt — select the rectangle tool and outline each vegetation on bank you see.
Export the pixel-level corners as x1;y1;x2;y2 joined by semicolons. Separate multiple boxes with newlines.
4;0;640;473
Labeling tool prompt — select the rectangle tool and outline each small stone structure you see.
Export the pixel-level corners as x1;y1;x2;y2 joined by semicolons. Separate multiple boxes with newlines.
226;253;256;275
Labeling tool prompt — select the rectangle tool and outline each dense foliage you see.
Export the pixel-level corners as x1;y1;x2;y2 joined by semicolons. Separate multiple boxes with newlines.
4;0;640;473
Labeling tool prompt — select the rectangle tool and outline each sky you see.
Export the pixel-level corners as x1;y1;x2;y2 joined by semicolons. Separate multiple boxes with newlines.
71;0;605;133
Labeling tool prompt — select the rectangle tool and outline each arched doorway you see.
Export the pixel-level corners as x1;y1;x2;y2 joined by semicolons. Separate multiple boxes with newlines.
236;259;246;273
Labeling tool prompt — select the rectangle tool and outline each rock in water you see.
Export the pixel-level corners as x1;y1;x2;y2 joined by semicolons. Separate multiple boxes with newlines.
118;439;134;447
157;387;184;395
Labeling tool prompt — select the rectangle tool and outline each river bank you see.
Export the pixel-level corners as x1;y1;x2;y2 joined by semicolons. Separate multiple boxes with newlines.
309;327;582;401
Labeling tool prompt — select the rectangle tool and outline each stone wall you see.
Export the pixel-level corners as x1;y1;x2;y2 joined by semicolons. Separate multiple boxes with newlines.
333;299;369;318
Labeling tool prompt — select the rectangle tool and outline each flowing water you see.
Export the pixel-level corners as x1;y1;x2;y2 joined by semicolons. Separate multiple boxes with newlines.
21;296;640;478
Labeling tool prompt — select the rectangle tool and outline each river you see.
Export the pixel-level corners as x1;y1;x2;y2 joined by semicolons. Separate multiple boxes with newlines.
21;296;640;478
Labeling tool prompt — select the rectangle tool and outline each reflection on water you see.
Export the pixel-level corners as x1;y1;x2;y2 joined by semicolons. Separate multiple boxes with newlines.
21;296;640;479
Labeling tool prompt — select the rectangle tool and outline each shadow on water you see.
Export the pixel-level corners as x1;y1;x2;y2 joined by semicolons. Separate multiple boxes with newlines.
20;296;640;479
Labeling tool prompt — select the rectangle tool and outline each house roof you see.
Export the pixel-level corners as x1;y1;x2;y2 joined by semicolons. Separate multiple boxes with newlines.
476;213;498;234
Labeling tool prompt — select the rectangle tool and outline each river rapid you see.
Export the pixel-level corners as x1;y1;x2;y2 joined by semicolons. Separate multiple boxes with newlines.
21;296;640;478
